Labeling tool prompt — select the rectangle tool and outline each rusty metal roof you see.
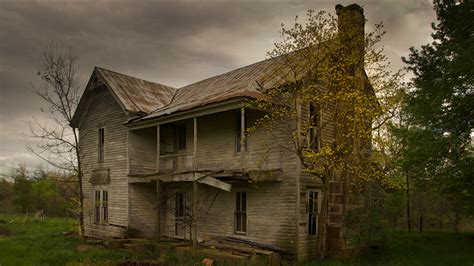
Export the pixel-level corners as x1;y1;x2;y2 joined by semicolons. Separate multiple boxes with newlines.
73;55;290;127
96;67;176;114
132;55;288;122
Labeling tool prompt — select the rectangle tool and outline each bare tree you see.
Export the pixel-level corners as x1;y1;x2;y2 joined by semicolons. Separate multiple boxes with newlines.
27;43;85;238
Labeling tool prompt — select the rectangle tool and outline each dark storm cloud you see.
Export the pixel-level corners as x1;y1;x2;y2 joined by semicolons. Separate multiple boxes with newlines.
0;1;435;172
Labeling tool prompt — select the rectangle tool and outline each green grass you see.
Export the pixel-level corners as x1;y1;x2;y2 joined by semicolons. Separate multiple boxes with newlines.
0;214;150;266
1;215;473;266
306;231;474;266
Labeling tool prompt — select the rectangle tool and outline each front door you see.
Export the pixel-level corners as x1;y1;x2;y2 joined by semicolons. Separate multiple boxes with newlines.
175;192;185;238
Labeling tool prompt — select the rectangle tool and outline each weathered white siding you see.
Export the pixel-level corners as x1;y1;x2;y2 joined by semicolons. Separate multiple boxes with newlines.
129;127;157;175
79;86;128;238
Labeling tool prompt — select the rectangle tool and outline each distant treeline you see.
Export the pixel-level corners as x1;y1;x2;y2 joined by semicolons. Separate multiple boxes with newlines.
0;165;78;217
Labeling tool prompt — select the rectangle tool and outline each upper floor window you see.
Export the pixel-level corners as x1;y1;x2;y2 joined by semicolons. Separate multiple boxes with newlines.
177;125;186;150
308;190;319;235
234;191;247;234
309;103;320;150
235;111;248;153
94;189;108;224
98;127;105;162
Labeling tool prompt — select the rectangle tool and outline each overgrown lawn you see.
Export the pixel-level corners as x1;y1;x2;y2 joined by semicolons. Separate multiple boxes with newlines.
0;214;149;265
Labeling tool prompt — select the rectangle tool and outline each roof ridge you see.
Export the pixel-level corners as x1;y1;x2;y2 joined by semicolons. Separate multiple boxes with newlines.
177;55;275;90
95;66;177;90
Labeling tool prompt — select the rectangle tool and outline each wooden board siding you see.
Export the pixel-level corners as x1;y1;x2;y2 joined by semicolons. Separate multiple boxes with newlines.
161;180;297;253
194;110;283;172
128;183;159;237
79;86;129;238
193;111;241;170
129;127;157;175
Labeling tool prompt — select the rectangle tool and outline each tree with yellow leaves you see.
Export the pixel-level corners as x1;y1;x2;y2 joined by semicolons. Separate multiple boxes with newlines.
247;4;404;257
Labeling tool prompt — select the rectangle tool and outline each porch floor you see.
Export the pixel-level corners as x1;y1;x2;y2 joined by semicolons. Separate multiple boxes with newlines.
107;236;282;265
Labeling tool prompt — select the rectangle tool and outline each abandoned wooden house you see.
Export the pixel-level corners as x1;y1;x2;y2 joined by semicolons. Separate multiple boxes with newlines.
71;4;371;261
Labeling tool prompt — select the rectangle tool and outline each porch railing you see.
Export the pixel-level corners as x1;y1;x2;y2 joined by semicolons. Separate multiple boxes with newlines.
159;153;194;173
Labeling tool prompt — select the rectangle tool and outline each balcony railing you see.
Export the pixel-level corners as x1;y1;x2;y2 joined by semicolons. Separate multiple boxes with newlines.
159;153;194;173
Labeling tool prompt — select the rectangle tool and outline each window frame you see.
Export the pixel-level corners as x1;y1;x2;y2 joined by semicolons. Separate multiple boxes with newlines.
94;188;109;225
174;192;185;238
98;127;105;162
307;189;319;236
234;191;248;235
176;125;187;151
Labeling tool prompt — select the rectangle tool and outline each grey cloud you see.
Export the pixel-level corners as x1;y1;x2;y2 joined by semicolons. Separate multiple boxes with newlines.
0;1;436;172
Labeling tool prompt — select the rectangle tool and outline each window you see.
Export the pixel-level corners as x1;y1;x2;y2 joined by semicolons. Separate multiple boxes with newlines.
308;190;319;235
235;111;248;153
175;192;185;238
102;190;108;223
98;127;105;162
177;125;186;150
234;192;247;234
94;189;108;224
94;191;100;224
309;103;320;150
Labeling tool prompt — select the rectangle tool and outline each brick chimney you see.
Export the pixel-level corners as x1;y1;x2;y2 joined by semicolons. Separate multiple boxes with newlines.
326;4;367;259
335;3;365;64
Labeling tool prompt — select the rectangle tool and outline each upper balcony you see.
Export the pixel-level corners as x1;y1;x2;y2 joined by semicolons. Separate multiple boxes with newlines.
127;108;284;179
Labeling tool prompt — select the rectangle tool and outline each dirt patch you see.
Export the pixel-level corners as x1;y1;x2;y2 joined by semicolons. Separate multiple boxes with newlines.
76;244;92;253
0;227;12;236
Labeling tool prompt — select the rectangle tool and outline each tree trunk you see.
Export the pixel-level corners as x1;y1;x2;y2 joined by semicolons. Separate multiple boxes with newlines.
73;127;85;240
406;175;411;232
316;173;330;258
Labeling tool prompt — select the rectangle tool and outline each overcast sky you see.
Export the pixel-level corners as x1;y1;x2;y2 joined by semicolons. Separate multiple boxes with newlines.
0;0;436;174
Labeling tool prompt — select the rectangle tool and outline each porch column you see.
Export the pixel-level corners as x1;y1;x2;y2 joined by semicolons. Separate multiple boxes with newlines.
156;125;160;173
155;180;162;242
156;125;161;243
192;117;198;247
240;107;246;169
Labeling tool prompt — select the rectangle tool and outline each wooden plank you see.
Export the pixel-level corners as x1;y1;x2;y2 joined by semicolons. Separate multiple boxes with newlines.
199;176;232;192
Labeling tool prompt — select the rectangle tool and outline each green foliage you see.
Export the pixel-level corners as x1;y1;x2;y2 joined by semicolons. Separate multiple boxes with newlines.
4;165;77;217
0;214;150;265
396;0;474;214
303;231;474;266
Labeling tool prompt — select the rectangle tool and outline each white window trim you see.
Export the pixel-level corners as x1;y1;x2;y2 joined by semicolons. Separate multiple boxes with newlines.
234;190;248;235
307;189;322;236
94;186;109;225
98;127;105;162
174;192;186;239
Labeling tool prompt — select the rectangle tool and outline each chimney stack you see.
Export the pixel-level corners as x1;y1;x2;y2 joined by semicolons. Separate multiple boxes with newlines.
335;4;365;65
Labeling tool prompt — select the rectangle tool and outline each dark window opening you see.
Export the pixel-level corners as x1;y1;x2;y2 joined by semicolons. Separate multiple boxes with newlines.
177;125;187;150
102;190;108;223
234;191;247;234
308;190;318;235
98;128;105;162
94;190;100;224
175;192;185;237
